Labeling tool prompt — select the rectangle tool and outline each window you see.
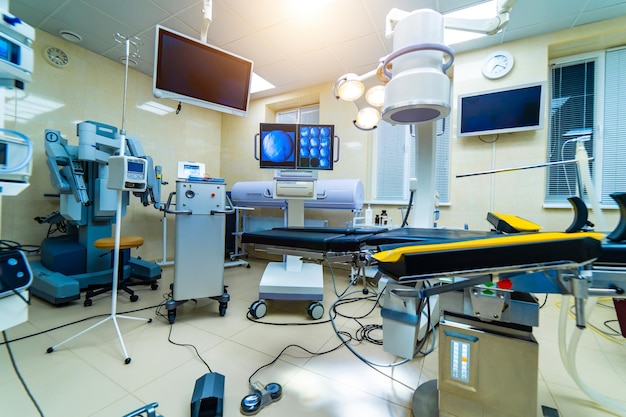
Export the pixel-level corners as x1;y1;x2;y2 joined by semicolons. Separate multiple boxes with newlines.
546;48;626;206
372;118;450;204
276;105;319;124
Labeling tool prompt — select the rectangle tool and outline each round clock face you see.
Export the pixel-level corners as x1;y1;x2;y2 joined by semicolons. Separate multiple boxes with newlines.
482;51;514;79
44;46;69;68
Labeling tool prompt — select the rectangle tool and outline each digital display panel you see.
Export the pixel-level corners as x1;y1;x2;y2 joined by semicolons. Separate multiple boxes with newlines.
458;83;545;137
127;160;145;173
259;123;334;170
153;25;253;117
297;124;334;170
259;123;297;169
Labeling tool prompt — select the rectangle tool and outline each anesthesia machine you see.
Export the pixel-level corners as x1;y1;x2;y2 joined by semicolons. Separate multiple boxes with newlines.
163;162;232;324
29;121;163;305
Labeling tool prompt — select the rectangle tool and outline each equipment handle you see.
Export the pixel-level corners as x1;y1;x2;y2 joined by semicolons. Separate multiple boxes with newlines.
254;133;260;161
163;191;192;215
334;135;340;163
211;194;236;215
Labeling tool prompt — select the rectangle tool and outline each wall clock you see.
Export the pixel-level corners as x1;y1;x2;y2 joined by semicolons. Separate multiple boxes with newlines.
44;46;69;68
481;50;514;80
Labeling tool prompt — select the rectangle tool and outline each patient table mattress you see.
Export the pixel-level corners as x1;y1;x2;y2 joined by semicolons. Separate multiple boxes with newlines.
241;227;387;252
373;232;604;279
242;227;606;280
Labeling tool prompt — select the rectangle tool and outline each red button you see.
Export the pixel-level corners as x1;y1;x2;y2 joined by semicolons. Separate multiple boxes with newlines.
497;278;513;290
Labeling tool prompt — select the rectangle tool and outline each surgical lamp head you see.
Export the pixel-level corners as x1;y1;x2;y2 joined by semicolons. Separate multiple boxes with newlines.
334;70;386;130
354;107;381;131
381;9;454;125
333;73;365;102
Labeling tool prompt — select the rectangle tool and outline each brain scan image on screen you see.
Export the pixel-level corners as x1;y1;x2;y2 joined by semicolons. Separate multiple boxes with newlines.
261;129;295;164
298;125;332;169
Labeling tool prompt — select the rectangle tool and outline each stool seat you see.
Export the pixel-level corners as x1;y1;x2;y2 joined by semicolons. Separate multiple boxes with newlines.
95;236;144;250
85;236;147;307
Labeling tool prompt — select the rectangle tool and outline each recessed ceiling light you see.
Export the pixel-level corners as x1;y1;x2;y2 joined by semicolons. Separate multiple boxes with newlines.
120;56;138;67
59;30;82;43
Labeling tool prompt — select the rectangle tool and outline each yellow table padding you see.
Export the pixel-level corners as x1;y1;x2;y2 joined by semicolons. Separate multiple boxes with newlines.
373;231;605;264
490;212;542;232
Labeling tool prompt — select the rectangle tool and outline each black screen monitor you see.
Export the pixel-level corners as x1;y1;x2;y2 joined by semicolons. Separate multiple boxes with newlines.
259;123;334;170
458;83;545;137
153;25;253;117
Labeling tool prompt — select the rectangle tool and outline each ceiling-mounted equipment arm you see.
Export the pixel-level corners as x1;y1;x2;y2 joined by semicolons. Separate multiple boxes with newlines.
443;0;516;35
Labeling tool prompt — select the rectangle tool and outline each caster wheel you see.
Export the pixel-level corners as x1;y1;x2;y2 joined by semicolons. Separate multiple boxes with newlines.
130;294;139;302
246;264;251;269
249;300;267;319
219;303;227;317
307;302;324;320
46;347;54;354
168;309;176;324
124;357;131;365
151;283;158;290
84;298;93;307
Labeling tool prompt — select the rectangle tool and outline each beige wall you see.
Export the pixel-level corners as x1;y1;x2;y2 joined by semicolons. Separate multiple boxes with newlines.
3;15;626;264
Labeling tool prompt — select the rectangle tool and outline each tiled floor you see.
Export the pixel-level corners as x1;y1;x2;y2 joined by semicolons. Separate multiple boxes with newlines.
1;258;625;417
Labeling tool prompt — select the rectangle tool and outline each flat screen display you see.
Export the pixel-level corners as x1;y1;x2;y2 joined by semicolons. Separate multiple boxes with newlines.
259;123;334;170
259;123;297;169
153;25;253;117
458;83;545;137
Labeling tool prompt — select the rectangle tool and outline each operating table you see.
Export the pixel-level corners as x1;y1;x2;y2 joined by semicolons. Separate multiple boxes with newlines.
242;225;626;416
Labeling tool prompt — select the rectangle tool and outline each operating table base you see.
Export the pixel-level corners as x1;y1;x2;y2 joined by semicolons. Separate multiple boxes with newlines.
412;313;538;417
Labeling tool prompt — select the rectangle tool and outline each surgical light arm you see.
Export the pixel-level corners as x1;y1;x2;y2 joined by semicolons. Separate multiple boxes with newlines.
386;0;515;37
443;0;515;35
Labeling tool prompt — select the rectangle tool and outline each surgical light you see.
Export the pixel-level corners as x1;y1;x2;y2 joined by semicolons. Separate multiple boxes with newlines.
354;107;381;131
365;85;385;107
333;73;365;101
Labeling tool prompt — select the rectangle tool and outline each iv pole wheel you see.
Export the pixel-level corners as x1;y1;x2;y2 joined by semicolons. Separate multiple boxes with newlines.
125;357;131;365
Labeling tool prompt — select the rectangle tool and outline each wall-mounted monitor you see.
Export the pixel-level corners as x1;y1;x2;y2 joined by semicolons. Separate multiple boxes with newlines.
259;123;334;170
153;25;253;117
457;82;545;137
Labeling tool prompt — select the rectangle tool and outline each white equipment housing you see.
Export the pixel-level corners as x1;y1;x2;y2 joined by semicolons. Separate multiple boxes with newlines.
231;179;364;210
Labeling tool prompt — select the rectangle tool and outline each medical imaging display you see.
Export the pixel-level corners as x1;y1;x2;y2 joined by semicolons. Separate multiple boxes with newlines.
259;123;334;170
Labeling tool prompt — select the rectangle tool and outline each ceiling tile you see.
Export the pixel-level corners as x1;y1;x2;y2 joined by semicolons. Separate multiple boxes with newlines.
330;33;387;70
290;49;346;83
149;0;201;15
83;0;170;30
203;1;256;46
225;36;284;69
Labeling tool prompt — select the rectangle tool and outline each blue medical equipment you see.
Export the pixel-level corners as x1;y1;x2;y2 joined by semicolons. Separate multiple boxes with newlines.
29;121;162;304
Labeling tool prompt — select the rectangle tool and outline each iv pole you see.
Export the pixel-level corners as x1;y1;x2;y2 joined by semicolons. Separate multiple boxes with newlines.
46;35;151;364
